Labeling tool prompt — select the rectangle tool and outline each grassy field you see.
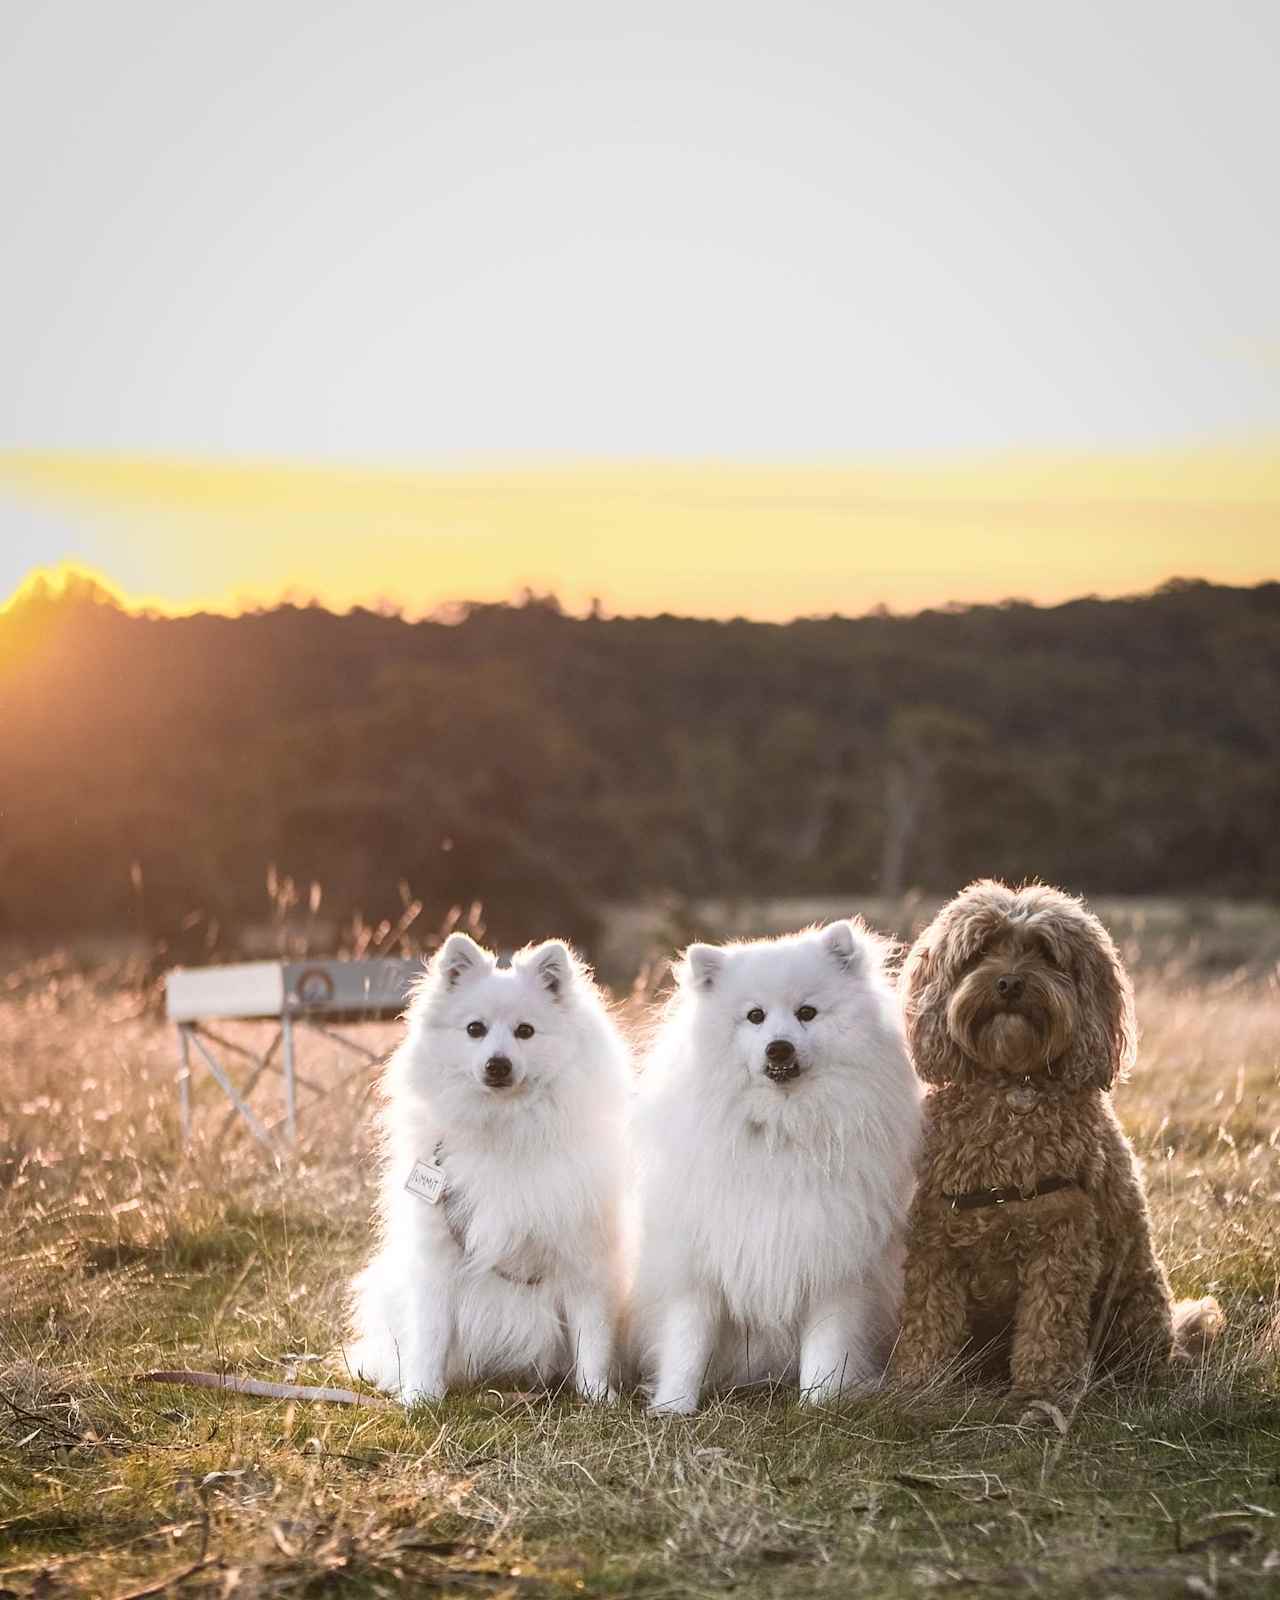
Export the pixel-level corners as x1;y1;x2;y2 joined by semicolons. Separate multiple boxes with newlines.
2;937;1280;1598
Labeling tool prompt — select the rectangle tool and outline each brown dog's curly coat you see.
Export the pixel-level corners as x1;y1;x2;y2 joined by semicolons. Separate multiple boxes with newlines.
891;880;1219;1407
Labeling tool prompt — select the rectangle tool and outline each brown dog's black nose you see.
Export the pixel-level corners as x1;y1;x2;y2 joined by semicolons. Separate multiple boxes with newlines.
996;974;1025;1000
484;1055;513;1087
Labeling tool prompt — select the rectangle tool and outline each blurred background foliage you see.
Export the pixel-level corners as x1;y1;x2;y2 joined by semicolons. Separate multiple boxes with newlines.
1;572;1277;975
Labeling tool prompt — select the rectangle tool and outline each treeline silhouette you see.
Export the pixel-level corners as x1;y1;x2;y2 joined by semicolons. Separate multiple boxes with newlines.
2;573;1277;958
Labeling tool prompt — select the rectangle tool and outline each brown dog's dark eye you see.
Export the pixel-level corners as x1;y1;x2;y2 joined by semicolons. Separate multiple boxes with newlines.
466;1020;487;1039
796;1004;817;1022
746;1007;765;1025
514;1022;535;1040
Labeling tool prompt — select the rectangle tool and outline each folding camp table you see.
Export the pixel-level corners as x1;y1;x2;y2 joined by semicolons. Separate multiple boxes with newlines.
165;959;420;1149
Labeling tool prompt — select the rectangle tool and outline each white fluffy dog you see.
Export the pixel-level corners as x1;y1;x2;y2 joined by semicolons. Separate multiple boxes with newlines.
347;932;630;1403
632;921;921;1413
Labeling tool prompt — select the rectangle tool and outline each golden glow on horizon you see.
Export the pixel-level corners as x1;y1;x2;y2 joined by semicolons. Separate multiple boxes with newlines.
0;560;130;613
1;445;1277;620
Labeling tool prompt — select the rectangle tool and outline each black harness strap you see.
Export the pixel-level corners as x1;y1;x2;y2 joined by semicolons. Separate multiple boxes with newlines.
943;1175;1079;1212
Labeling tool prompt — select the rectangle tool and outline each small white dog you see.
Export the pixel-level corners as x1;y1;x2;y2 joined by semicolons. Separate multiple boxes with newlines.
632;921;921;1412
347;932;630;1403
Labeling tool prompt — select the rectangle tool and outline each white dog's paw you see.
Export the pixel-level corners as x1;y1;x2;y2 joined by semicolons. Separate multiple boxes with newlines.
800;1372;877;1407
575;1376;619;1405
343;1339;400;1395
398;1374;448;1406
647;1392;698;1416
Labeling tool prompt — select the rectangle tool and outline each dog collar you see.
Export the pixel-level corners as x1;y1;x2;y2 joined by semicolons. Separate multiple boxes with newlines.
943;1175;1078;1212
408;1140;544;1288
1011;1065;1056;1085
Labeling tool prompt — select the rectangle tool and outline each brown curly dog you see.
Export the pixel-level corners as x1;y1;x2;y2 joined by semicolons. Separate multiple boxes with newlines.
890;880;1219;1410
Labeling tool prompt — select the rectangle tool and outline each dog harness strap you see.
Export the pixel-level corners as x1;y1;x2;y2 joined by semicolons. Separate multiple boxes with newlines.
943;1175;1078;1211
433;1140;544;1288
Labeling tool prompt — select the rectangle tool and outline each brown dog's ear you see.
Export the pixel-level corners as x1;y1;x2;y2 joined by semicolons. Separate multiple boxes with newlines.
1052;909;1136;1090
899;931;970;1087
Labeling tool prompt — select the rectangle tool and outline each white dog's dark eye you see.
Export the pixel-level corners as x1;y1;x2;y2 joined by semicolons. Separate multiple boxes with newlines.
514;1022;535;1040
796;1004;817;1022
746;1007;765;1025
466;1020;487;1039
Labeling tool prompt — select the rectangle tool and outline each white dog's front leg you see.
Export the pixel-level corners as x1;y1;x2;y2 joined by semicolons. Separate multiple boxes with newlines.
649;1290;718;1415
399;1283;453;1405
800;1287;875;1406
567;1282;617;1401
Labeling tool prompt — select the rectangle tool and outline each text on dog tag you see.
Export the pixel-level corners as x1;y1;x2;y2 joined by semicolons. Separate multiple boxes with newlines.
405;1158;448;1205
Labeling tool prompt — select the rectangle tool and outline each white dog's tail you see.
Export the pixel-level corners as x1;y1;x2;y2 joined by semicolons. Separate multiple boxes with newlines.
1173;1295;1225;1354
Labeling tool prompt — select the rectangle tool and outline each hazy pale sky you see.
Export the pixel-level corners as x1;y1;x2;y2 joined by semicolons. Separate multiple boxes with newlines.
1;1;1277;616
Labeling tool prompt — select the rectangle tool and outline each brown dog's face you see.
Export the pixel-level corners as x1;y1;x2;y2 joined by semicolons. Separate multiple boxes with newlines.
901;881;1136;1090
945;924;1076;1075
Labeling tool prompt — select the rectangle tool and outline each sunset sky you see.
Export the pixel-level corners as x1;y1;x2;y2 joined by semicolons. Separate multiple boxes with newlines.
2;2;1277;619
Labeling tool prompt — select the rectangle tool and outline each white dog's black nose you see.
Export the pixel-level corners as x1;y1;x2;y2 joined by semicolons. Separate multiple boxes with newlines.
996;974;1025;1000
484;1055;513;1087
764;1039;800;1081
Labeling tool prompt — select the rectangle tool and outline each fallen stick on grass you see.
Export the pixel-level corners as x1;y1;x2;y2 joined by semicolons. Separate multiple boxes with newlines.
139;1370;393;1408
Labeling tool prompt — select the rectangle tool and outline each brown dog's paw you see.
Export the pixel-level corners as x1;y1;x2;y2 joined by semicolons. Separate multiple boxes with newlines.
886;1357;938;1392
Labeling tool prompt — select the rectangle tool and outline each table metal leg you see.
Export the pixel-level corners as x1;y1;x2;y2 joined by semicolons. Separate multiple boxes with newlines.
281;1011;298;1144
178;1024;192;1145
186;1028;277;1153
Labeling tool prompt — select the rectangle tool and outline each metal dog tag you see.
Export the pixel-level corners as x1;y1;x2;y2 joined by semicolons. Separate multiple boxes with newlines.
405;1158;448;1205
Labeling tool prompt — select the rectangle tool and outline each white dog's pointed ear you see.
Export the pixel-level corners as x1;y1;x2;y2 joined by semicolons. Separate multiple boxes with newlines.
434;931;490;989
532;940;576;1000
821;920;865;975
680;943;724;992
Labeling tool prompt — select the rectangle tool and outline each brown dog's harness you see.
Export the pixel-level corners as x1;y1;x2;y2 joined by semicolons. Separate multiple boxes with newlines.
943;1175;1079;1212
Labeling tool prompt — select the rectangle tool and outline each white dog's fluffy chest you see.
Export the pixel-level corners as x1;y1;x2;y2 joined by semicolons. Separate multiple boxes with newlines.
430;1136;612;1284
665;1115;901;1328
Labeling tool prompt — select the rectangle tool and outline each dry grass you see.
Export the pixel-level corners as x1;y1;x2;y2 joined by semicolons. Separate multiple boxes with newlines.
2;937;1280;1599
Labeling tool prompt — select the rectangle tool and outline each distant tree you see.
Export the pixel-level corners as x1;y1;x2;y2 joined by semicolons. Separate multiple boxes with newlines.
880;708;986;896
